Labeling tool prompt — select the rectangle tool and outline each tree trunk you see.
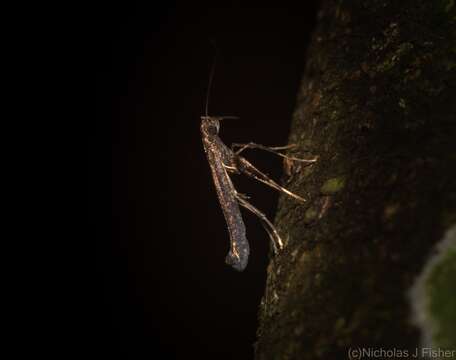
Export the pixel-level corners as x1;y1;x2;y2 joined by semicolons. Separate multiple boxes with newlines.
255;1;456;359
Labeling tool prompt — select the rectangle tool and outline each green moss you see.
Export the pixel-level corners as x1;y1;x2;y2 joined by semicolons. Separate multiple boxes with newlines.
376;56;395;72
444;60;456;71
433;0;456;25
383;203;400;221
304;207;319;223
426;246;456;348
334;317;346;331
443;0;455;12
320;177;346;195
376;43;414;73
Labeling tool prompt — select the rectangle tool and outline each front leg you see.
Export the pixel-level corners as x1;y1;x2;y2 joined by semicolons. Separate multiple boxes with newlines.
231;142;318;163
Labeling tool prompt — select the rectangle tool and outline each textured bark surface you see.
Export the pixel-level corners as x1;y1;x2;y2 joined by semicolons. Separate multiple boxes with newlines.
255;1;456;359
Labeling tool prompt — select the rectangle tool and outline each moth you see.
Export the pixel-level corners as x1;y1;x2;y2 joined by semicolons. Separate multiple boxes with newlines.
201;60;317;271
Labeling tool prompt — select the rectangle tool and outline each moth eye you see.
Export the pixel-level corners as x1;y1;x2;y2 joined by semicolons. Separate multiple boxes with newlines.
207;125;218;135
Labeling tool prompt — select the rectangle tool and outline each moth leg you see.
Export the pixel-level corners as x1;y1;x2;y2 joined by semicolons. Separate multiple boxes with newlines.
231;142;318;163
234;192;283;253
232;142;297;154
235;192;250;200
235;156;306;202
222;162;241;176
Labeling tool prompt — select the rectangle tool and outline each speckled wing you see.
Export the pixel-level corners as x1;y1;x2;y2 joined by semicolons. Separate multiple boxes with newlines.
202;135;250;271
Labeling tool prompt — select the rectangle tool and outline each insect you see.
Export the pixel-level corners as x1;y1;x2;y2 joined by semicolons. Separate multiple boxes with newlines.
201;57;317;271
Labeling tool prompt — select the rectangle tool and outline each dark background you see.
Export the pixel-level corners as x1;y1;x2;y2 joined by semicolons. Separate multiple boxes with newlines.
93;2;318;359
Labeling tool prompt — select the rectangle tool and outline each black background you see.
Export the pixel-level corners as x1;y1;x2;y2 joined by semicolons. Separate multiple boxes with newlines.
93;2;318;359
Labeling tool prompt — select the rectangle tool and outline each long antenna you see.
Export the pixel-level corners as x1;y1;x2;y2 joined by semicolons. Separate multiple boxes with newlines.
205;43;217;118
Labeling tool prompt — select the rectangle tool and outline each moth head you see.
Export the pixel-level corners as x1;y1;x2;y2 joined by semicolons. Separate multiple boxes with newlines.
200;116;239;136
200;116;220;136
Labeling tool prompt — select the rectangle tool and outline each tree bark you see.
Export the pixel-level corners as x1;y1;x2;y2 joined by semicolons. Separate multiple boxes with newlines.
255;1;456;359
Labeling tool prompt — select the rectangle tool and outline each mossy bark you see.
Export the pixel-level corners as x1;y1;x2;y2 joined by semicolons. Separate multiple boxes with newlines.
255;1;456;359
